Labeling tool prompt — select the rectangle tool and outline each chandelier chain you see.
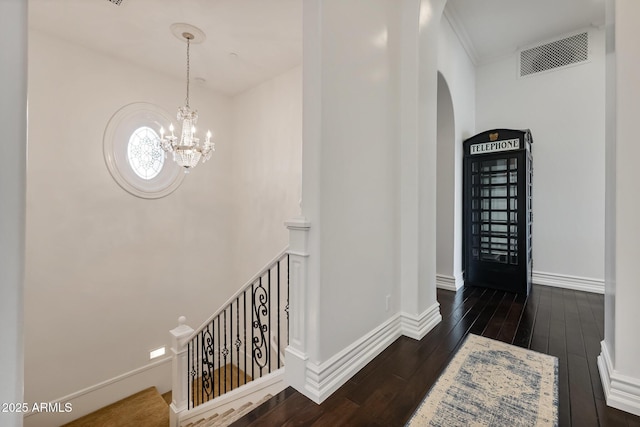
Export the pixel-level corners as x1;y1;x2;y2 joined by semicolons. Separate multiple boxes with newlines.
185;37;191;108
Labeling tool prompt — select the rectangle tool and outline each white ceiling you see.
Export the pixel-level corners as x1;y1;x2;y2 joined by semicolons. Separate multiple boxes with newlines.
28;0;605;95
29;0;302;96
445;0;606;64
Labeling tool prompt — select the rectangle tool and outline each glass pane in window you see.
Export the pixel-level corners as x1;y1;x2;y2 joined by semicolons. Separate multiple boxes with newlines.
481;159;507;172
127;126;164;180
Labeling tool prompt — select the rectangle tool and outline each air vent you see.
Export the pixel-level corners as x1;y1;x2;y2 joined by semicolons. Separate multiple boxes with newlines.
107;0;123;5
520;32;589;77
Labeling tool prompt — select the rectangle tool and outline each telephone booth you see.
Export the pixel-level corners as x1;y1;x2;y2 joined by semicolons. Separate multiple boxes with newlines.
463;129;533;295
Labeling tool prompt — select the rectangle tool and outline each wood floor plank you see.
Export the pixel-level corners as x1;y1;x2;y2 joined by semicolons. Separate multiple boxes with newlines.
309;398;360;427
482;291;517;339
244;392;322;427
595;398;631;427
567;352;599;427
513;284;540;348
564;289;587;359
495;292;527;343
530;286;552;353
586;292;605;341
548;288;570;426
468;289;504;336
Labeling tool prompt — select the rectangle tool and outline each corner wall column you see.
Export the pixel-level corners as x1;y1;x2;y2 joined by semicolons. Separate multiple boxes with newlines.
598;0;640;417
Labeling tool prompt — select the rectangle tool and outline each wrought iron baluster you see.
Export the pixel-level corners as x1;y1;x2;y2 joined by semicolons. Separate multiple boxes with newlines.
200;322;215;404
210;323;215;399
200;330;205;403
235;296;241;388
198;332;202;406
251;282;255;381
252;276;269;378
287;253;290;343
277;260;281;369
188;340;192;409
244;289;247;385
217;315;221;397
229;301;233;390
268;269;272;374
223;308;228;393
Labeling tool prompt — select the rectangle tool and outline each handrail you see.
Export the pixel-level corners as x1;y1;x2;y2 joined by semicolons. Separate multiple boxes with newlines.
185;246;289;343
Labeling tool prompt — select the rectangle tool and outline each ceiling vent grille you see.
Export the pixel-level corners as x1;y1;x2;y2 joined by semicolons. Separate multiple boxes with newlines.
107;0;123;5
520;32;589;77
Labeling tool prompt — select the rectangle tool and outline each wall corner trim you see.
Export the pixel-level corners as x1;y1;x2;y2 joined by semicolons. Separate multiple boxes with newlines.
598;340;640;417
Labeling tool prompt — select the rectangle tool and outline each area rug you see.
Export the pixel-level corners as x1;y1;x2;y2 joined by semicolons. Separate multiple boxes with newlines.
406;334;558;426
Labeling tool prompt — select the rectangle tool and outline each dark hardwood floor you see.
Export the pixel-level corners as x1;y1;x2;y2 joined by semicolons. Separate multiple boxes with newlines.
231;285;640;426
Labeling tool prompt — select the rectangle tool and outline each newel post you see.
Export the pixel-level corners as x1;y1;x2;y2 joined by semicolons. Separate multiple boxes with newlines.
169;316;194;427
284;216;311;393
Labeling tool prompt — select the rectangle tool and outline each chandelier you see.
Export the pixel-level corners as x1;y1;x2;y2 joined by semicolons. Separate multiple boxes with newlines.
160;27;214;172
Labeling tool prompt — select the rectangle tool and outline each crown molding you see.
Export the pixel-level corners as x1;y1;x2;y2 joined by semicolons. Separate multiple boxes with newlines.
443;2;479;66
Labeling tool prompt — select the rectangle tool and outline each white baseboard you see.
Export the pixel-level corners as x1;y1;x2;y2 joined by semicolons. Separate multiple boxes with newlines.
400;303;442;341
598;341;640;417
176;369;285;426
288;304;442;404
24;357;171;427
436;274;463;291
302;315;403;404
532;271;604;294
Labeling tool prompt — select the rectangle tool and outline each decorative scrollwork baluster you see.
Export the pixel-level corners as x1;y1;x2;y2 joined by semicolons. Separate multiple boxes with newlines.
252;277;270;376
201;326;215;402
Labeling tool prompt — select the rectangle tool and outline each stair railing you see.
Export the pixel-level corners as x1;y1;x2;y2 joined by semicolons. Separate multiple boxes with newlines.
169;248;289;420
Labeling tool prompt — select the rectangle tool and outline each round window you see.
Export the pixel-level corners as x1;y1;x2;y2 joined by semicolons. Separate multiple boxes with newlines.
104;103;184;198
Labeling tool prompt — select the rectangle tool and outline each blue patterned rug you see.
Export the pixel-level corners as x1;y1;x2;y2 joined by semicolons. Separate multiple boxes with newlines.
406;334;558;426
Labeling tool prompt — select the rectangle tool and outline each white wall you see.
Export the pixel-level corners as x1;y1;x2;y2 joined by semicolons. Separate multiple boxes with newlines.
436;14;476;287
0;1;27;426
314;0;401;361
298;0;403;366
25;30;235;422
475;28;606;283
231;66;302;285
